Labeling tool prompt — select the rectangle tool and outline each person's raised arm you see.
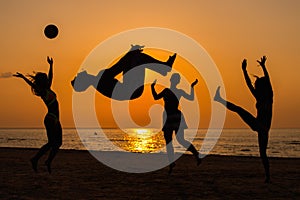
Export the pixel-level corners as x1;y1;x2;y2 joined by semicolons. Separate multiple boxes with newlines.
151;80;164;100
13;72;36;89
182;79;198;101
257;56;269;79
242;59;256;97
47;56;53;87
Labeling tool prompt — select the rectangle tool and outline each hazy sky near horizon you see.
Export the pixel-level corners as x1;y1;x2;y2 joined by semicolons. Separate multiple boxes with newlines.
0;0;299;128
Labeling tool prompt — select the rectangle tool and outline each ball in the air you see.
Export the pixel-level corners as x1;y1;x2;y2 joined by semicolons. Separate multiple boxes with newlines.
44;24;59;39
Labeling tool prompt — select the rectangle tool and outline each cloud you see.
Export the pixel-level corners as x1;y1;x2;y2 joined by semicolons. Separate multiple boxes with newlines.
0;72;13;78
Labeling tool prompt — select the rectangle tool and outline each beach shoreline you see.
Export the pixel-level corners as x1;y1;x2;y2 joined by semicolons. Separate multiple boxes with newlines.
1;147;299;199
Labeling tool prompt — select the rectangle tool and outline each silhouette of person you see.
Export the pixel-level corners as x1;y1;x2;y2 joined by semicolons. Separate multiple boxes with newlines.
214;56;273;183
151;73;201;174
71;45;177;100
14;57;62;174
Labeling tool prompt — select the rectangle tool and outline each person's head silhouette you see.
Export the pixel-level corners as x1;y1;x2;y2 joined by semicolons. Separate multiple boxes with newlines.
28;72;49;96
71;71;91;92
170;73;180;86
254;76;272;99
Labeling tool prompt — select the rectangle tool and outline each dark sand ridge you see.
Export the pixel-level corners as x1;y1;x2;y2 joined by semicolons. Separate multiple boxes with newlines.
1;148;299;199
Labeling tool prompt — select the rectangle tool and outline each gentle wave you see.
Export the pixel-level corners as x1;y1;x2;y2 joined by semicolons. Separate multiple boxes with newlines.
0;128;299;158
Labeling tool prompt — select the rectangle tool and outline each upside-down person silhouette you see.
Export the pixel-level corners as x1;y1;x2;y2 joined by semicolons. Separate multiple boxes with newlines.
14;57;62;174
71;45;176;100
151;73;201;174
214;56;273;183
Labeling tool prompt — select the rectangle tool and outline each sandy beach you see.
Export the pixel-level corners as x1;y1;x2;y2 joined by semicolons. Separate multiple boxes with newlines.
1;147;299;199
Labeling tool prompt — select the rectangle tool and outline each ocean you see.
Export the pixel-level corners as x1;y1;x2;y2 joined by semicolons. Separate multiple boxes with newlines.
0;128;299;158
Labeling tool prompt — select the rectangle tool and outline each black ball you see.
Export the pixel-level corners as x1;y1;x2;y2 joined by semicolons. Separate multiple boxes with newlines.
44;24;59;39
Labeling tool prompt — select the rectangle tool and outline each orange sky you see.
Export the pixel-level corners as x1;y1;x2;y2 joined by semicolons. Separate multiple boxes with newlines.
0;0;299;128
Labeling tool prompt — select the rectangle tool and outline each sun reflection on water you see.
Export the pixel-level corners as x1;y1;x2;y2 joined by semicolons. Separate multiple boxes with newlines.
112;129;165;153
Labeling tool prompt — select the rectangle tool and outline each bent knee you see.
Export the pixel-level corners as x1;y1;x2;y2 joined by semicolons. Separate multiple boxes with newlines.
176;137;190;146
50;140;62;149
130;86;144;99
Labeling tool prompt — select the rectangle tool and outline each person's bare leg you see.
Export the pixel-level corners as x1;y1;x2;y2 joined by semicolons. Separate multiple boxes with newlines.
31;143;51;172
164;130;176;174
258;132;270;183
176;129;201;166
214;86;259;131
45;146;59;174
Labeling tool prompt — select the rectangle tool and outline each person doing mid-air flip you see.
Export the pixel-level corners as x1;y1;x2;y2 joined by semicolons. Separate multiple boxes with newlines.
71;44;177;100
214;56;273;183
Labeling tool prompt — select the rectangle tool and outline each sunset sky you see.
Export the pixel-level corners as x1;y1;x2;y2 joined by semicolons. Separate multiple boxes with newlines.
0;0;299;128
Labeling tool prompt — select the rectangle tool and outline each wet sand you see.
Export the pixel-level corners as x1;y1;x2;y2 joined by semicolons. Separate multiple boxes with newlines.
1;147;299;199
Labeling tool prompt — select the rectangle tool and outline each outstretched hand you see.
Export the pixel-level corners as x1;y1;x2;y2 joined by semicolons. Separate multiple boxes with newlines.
257;56;267;67
151;79;157;87
13;72;24;78
47;56;53;65
191;79;198;88
242;59;247;71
